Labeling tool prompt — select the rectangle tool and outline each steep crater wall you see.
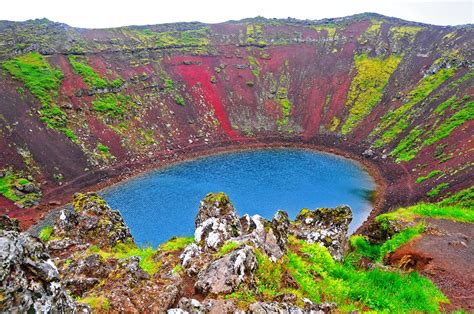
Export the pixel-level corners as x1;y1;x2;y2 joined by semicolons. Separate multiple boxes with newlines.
0;14;472;228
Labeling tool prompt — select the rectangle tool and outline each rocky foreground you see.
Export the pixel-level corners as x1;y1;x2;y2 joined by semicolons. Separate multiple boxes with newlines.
0;191;462;313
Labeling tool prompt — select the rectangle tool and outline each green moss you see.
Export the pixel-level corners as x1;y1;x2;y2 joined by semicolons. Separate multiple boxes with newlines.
216;241;240;257
92;94;135;121
159;237;194;252
276;87;292;127
2;53;76;139
427;182;449;198
97;143;110;154
3;52;63;106
313;24;337;37
156;28;210;48
254;248;284;298
172;264;183;274
39;225;54;242
0;170;40;206
423;101;473;146
415;170;444;183
341;54;401;135
68;56;108;89
391;97;471;162
247;56;260;78
390;26;423;41
77;295;110;310
373;66;457;146
90;241;160;275
174;94;185;106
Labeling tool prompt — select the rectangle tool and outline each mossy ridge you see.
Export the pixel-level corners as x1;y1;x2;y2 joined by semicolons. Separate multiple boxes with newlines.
246;24;267;46
2;52;78;140
159;237;194;252
77;295;110;311
415;170;444;184
247;55;261;78
372;65;458;147
341;53;401;135
92;93;137;123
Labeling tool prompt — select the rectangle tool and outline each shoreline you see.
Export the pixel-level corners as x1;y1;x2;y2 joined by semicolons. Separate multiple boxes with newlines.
20;138;390;234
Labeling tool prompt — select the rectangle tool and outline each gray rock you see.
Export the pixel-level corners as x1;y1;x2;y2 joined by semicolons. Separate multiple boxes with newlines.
194;193;242;251
290;206;352;260
0;228;77;312
195;245;256;294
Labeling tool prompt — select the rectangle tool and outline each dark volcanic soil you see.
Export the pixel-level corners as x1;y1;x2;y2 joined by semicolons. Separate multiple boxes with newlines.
389;218;474;311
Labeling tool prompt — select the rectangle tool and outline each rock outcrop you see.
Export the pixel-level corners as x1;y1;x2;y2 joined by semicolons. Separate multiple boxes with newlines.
0;216;79;313
1;192;356;312
290;206;353;260
195;245;257;294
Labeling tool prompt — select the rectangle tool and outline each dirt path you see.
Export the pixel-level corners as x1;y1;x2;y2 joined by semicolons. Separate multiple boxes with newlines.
389;218;474;312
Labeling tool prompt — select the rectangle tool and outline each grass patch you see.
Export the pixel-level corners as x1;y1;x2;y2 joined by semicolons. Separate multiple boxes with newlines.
2;53;77;139
39;225;54;242
247;56;260;78
416;170;444;183
77;295;110;310
89;241;160;275
427;182;449;198
341;53;401;135
376;187;474;223
313;24;337;37
216;241;240;257
285;237;447;312
159;237;194;252
156;28;210;48
68;56;109;89
350;223;425;262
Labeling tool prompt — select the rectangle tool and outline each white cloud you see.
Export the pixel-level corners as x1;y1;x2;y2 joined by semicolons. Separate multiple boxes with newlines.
0;0;472;28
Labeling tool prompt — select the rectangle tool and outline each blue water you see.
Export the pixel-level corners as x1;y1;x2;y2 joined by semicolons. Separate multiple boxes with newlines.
100;149;376;246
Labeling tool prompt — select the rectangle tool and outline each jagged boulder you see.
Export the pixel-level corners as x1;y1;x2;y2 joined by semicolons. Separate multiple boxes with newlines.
290;206;352;260
194;192;242;251
195;245;257;295
52;192;133;249
235;211;290;261
0;216;78;312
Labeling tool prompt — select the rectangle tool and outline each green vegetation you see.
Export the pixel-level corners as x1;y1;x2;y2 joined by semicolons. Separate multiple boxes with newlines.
365;20;382;36
284;237;446;312
416;170;444;183
3;52;63;107
156;28;210;48
2;53;77;139
159;237;194;252
313;24;337;37
247;56;260;78
216;241;240;257
423;101;473;146
341;54;401;134
390;26;423;41
77;295;110;310
68;56;108;89
39;225;54;242
377;187;474;223
246;24;266;46
0;170;40;206
174;94;185;106
427;182;449;198
391;97;472;162
350;223;425;262
373;66;457;147
276;87;292;127
92;94;135;121
97;143;110;154
89;241;160;275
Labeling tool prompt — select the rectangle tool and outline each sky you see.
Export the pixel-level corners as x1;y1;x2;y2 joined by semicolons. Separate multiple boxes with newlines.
0;0;472;28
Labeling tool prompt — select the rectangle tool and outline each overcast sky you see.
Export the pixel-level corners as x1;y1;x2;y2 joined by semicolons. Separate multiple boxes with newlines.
0;0;472;28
